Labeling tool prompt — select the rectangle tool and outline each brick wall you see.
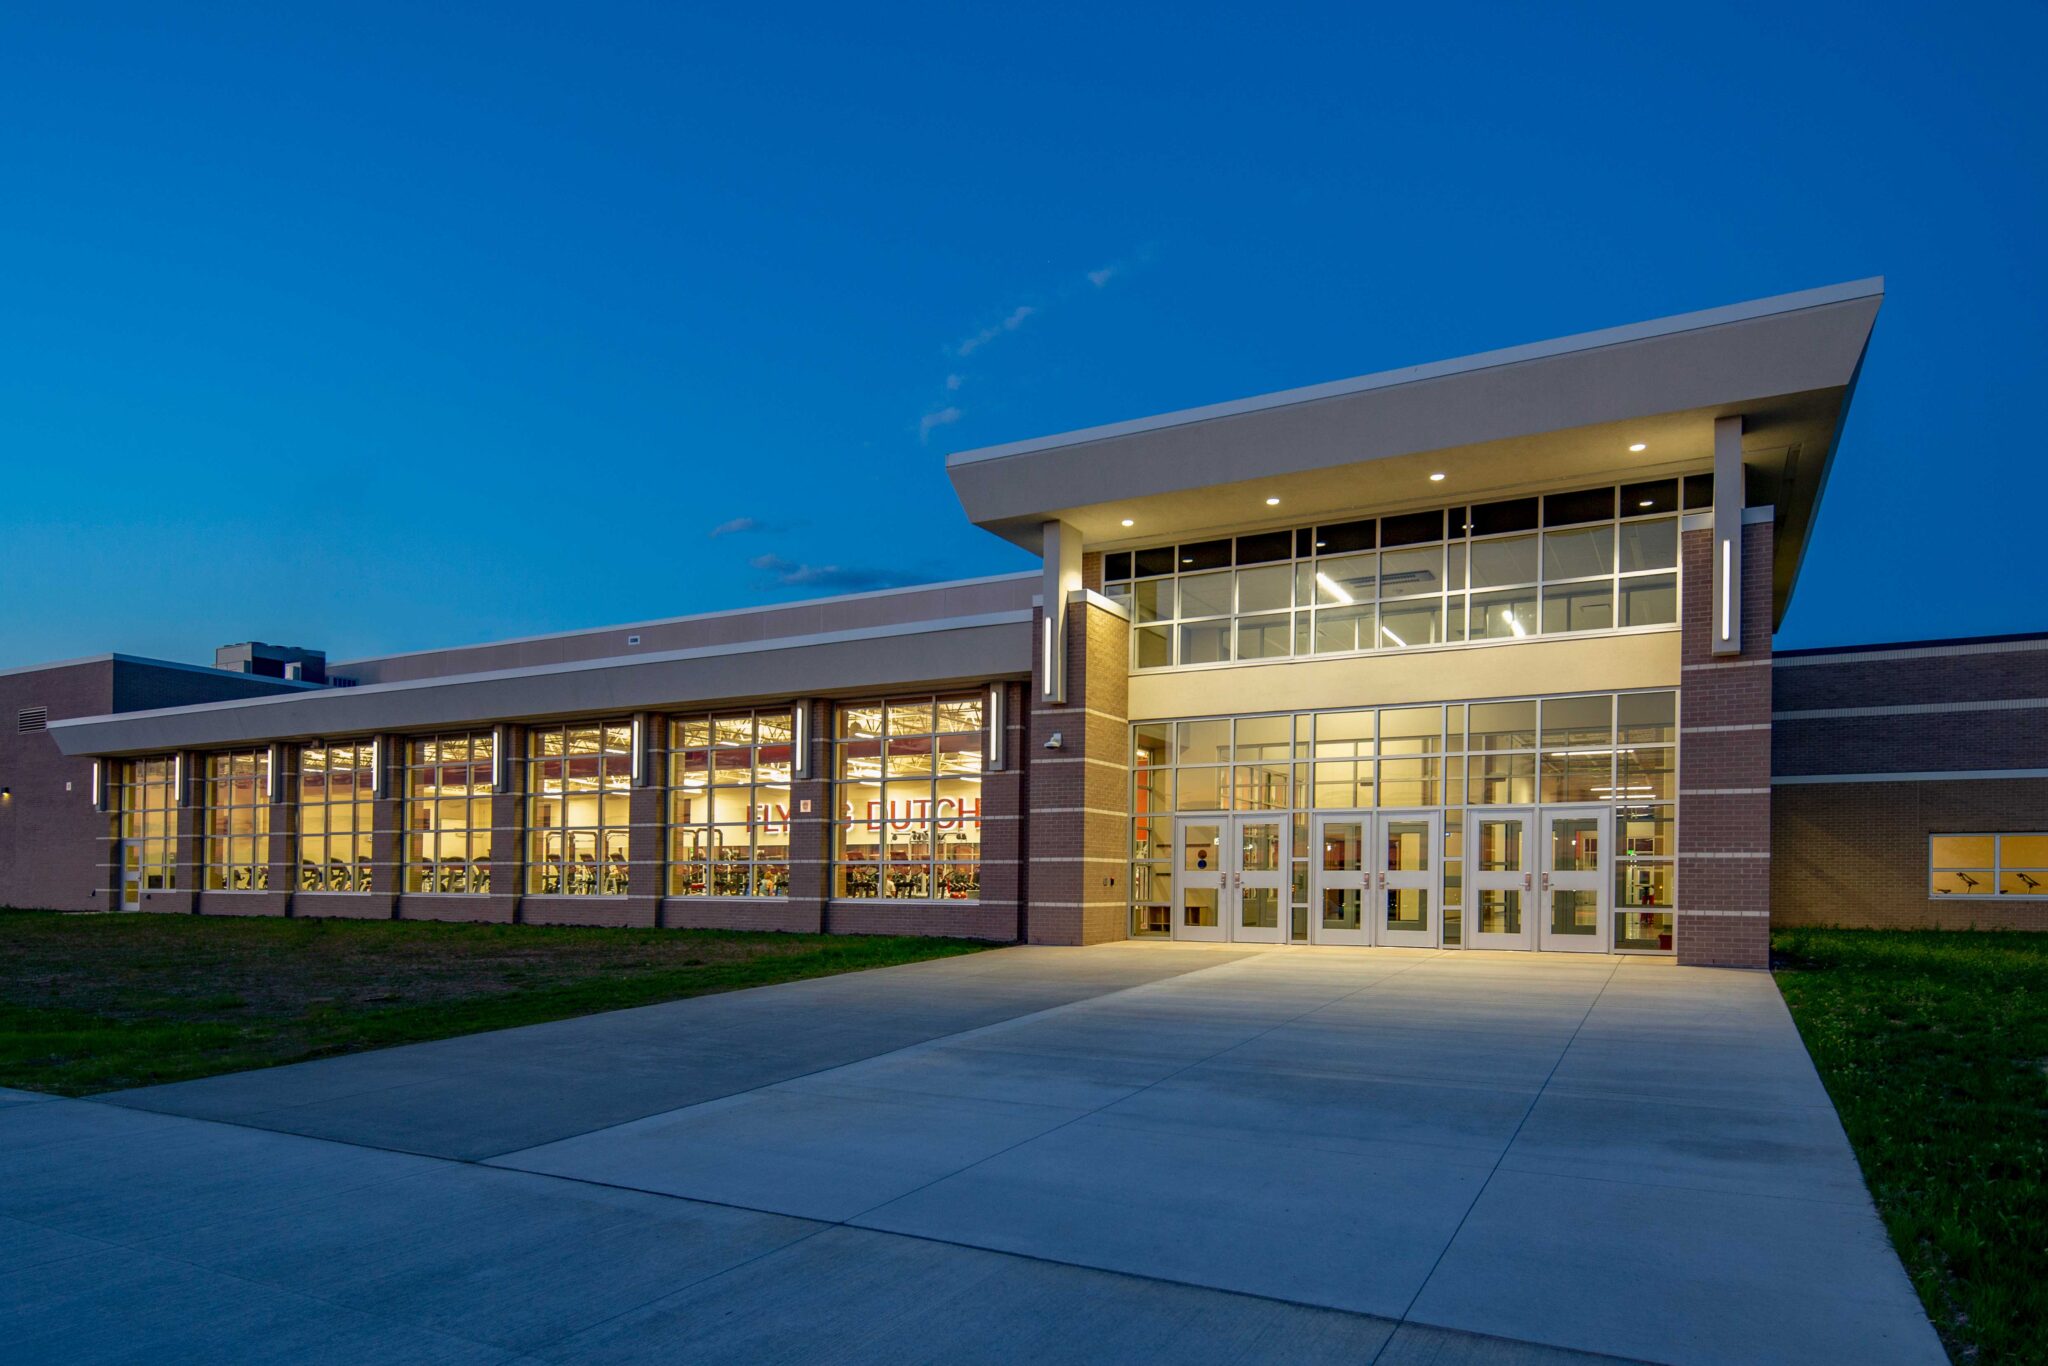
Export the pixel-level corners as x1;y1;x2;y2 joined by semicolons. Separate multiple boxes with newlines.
1675;520;1773;967
1772;635;2048;930
1024;593;1131;945
0;661;112;912
1775;779;2048;931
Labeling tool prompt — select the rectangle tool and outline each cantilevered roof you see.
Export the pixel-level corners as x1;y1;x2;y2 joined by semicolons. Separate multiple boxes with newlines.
948;279;1883;625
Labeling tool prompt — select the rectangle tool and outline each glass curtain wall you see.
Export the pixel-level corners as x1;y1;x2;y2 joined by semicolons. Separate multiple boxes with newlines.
299;742;375;892
835;695;984;900
202;749;272;890
405;732;496;894
527;722;633;895
1129;690;1679;950
115;757;179;891
668;710;794;897
1104;479;1699;670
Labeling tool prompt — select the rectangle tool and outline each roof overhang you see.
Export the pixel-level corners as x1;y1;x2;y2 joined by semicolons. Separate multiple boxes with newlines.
947;279;1882;626
50;613;1032;757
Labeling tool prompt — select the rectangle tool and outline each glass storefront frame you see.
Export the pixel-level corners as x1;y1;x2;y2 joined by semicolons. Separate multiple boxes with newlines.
1130;689;1679;953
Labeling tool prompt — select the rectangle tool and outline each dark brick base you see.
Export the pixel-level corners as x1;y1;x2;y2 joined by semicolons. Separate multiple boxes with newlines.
662;898;823;933
294;893;395;921
520;896;659;929
1676;912;1770;968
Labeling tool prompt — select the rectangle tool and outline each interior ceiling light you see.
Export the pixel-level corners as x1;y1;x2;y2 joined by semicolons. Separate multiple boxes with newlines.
1639;499;1654;508
1120;518;1134;527
1315;572;1354;605
1264;496;1281;506
1629;442;1647;453
1429;472;1446;482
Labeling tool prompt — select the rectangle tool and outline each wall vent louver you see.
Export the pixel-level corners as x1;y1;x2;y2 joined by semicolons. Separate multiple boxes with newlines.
18;706;48;733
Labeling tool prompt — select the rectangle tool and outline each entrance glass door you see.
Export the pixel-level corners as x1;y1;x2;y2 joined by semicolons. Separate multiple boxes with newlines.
1176;820;1226;942
1173;815;1288;943
1309;814;1370;945
1231;816;1287;944
1377;810;1440;948
1540;806;1609;952
1468;809;1532;950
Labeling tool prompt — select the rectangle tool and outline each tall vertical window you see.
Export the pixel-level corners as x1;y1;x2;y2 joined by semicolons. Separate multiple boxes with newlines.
203;749;272;890
527;721;632;895
835;695;983;900
668;710;794;897
115;757;179;891
406;732;496;894
299;742;375;892
1612;693;1678;948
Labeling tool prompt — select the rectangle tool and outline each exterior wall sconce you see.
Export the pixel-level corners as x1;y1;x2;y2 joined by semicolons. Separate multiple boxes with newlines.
1044;731;1064;750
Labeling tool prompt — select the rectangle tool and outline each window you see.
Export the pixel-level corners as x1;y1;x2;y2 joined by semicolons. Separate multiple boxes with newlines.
202;749;272;890
299;742;375;892
527;722;633;895
1931;834;2048;898
114;757;179;891
835;695;983;900
669;710;793;897
406;733;495;894
1102;479;1693;670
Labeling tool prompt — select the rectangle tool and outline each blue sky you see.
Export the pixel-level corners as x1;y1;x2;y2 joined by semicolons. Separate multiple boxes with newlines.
1;1;2042;668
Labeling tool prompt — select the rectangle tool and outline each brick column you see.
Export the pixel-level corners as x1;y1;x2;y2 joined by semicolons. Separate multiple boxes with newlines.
486;727;527;921
1676;517;1774;967
776;698;832;930
977;681;1027;939
262;744;298;914
1025;575;1132;945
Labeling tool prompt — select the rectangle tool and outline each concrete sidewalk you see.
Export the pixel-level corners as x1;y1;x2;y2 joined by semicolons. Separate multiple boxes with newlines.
6;944;1944;1364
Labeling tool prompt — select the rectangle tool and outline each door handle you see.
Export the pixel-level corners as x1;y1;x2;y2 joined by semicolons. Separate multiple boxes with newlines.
1540;872;1551;891
1522;873;1533;892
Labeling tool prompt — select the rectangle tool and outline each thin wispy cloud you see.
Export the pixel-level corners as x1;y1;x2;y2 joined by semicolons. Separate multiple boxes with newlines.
708;516;782;538
749;554;924;592
922;252;1145;442
956;304;1036;358
918;405;962;442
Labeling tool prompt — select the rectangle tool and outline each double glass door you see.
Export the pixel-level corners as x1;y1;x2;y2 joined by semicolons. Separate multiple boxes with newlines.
1307;810;1440;947
1466;805;1610;951
1179;806;1607;951
1175;815;1287;943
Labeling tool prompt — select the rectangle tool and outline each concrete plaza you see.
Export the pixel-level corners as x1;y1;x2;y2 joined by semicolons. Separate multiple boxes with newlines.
2;944;1943;1364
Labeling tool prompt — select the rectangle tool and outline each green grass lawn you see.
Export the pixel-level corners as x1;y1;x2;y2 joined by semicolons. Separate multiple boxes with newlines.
1773;928;2048;1365
0;909;994;1096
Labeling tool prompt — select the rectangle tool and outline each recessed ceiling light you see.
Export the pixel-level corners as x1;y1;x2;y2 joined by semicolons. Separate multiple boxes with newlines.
1428;472;1446;482
1639;499;1654;508
1120;518;1134;527
1264;496;1281;506
1628;443;1647;453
